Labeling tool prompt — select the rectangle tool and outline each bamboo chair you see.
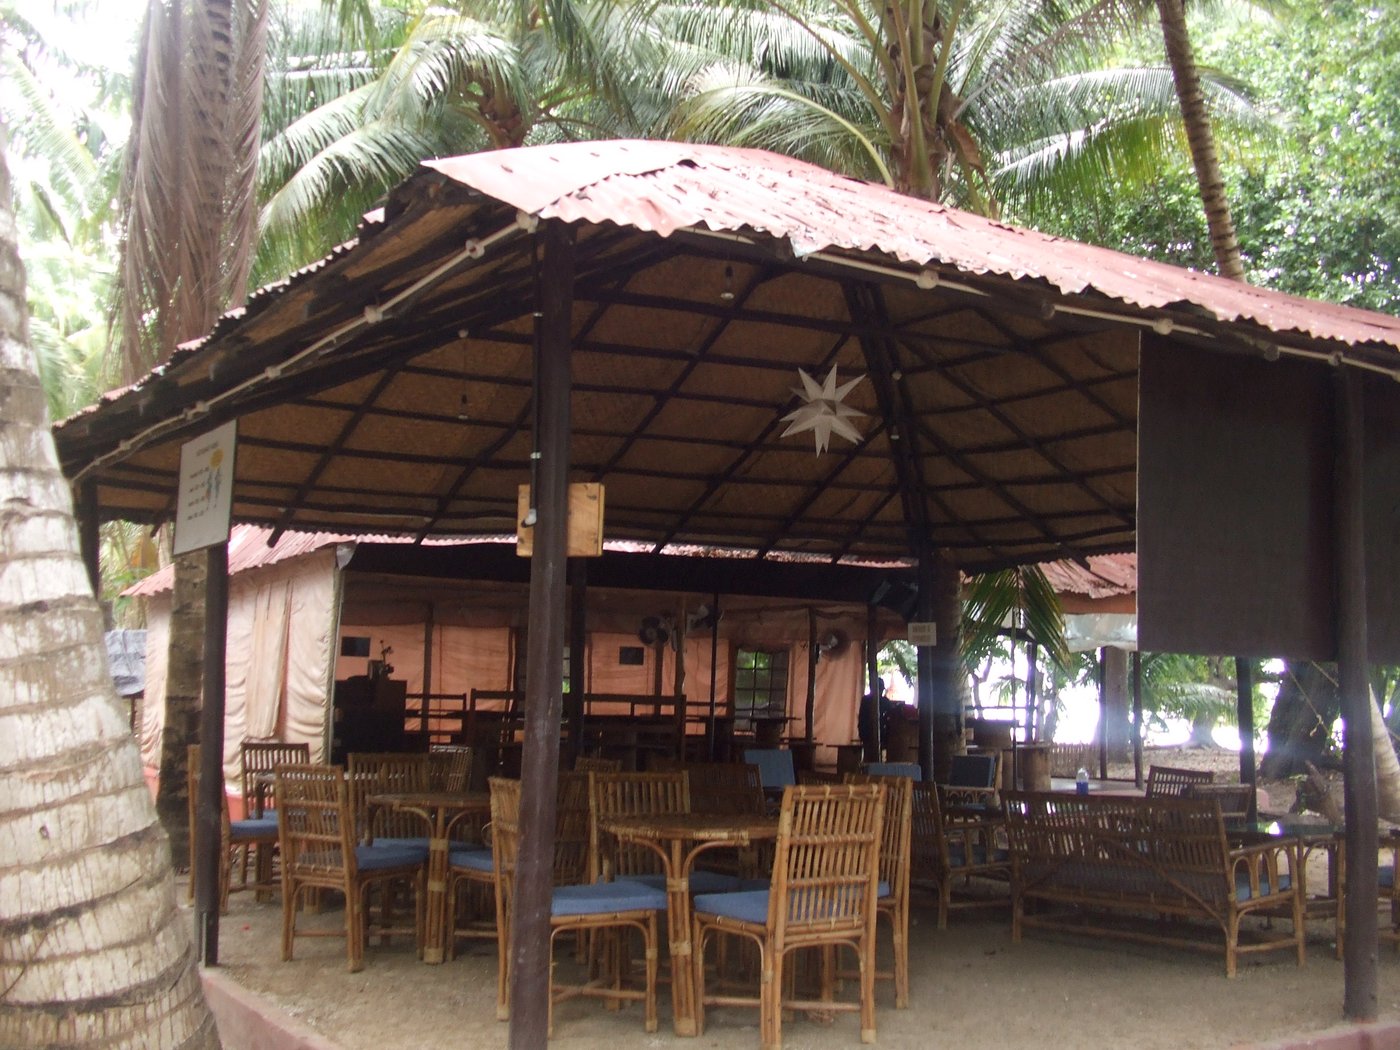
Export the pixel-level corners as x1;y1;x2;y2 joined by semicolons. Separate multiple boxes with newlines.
274;763;426;972
1183;781;1253;819
1145;764;1214;798
489;776;667;1035
910;780;1011;929
240;740;311;817
426;745;474;791
346;752;431;845
844;772;913;1007
186;744;280;910
587;772;691;884
941;752;1002;812
692;783;887;1050
682;763;768;877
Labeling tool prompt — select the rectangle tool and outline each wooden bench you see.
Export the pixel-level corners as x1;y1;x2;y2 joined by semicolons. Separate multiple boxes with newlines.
1003;791;1304;976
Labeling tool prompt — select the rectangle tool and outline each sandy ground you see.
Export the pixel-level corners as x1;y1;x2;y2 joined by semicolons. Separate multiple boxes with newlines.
205;747;1400;1050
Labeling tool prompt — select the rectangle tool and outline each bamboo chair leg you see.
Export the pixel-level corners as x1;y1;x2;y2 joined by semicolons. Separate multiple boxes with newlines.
644;914;659;1034
859;932;876;1044
347;885;365;973
762;947;783;1050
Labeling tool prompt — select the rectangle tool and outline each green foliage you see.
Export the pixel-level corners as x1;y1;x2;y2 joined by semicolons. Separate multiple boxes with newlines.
1035;1;1400;314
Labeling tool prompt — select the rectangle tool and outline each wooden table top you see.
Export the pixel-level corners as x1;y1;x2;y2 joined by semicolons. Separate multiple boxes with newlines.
600;812;779;844
367;790;490;809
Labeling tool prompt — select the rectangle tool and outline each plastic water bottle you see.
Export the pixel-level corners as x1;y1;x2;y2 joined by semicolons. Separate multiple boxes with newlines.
1076;767;1090;795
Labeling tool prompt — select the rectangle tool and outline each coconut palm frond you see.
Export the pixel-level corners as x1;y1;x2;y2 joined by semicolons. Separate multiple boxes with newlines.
962;565;1069;670
668;67;891;185
257;120;444;250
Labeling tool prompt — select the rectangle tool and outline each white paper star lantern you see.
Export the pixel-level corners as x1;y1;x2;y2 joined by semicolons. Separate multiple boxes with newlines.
779;365;866;455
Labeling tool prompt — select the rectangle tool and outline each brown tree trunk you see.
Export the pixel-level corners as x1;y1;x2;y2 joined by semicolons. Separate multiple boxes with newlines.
1156;0;1246;281
0;134;221;1050
157;548;208;869
1097;647;1132;762
1260;661;1341;779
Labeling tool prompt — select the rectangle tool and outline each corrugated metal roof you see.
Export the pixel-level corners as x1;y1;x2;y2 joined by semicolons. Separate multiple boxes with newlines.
427;141;1400;352
1041;554;1137;601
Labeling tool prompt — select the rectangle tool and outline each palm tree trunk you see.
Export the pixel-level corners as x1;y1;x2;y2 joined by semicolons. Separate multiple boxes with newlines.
0;136;221;1050
1155;0;1245;280
1370;691;1400;822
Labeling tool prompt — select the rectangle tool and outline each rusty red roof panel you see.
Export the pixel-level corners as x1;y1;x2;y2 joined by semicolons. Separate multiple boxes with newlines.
427;141;1400;351
1041;554;1138;600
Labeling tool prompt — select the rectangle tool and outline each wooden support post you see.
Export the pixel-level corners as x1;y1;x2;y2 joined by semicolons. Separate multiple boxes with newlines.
508;221;573;1050
866;602;882;759
707;591;720;760
805;608;818;744
421;604;434;738
76;479;100;600
1096;650;1108;780
916;546;935;779
1235;657;1258;822
1132;650;1144;789
195;540;229;967
566;559;587;767
1336;366;1378;1022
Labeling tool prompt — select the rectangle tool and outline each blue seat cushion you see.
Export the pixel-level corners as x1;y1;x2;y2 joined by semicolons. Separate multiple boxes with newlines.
229;816;279;842
449;848;496;873
552;881;667;917
1381;865;1395;890
355;843;428;871
370;836;432;852
622;870;742;894
695;889;769;924
1236;872;1291;901
695;883;887;923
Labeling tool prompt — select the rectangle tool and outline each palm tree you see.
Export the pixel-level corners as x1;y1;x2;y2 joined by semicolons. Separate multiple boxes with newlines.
1152;0;1244;278
113;0;269;867
0;127;221;1050
254;0;655;281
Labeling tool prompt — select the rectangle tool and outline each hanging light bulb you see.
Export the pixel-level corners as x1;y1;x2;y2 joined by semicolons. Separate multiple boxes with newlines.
456;340;470;420
720;264;735;302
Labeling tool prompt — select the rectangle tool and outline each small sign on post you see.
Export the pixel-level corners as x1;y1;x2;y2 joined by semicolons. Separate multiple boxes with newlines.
173;420;237;556
907;621;938;647
516;482;605;557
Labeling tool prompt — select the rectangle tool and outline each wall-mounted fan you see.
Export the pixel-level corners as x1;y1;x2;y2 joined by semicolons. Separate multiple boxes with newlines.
638;615;671;647
686;603;720;632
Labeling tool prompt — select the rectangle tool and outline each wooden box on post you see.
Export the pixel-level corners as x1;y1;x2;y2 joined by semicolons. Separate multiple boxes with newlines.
516;482;604;557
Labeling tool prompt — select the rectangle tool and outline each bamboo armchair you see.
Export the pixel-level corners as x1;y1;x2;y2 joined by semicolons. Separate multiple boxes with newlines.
1183;781;1253;819
1145;764;1215;798
346;752;431;845
186;744;280;910
274;763;426;972
426;745;473;791
910;781;1011;929
845;772;913;1007
489;776;667;1035
588;771;691;883
692;783;887;1050
240;740;311;816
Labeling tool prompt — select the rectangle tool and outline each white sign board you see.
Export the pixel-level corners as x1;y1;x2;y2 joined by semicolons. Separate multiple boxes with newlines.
907;621;938;647
173;420;237;555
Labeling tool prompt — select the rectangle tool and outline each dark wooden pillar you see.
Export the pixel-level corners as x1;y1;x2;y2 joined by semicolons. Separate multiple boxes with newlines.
76;479;100;599
916;547;936;779
804;608;818;744
421;604;434;737
707;591;720;760
1235;657;1258;822
1131;651;1144;788
195;540;229;966
508;221;574;1050
565;559;587;767
866;602;882;759
1336;366;1378;1021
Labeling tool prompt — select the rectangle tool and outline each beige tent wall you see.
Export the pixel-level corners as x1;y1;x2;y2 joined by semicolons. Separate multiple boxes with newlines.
138;550;339;793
